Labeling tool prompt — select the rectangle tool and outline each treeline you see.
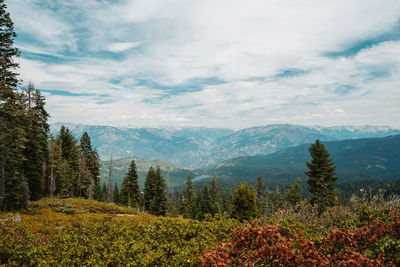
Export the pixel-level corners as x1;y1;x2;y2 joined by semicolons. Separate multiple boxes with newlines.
0;1;105;211
109;159;300;221
48;127;101;200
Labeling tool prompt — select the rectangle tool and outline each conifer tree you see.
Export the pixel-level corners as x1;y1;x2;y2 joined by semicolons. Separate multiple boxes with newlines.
183;174;194;218
78;153;92;198
80;132;100;200
0;0;27;210
113;182;119;204
120;160;140;208
197;185;220;220
143;166;156;212
149;167;167;216
305;140;339;214
209;175;218;202
57;126;80;196
231;182;258;222
22;84;49;200
286;178;302;206
199;186;212;220
178;191;186;216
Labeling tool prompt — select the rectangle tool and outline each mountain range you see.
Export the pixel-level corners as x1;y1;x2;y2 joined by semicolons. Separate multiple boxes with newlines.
98;134;400;198
51;123;400;169
205;134;400;183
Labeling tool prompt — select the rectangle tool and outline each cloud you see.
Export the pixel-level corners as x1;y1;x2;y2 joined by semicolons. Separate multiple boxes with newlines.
7;0;400;128
107;42;141;53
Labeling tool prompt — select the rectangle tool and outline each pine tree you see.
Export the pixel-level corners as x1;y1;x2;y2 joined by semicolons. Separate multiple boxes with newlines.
178;191;185;216
143;167;156;212
209;175;218;202
197;185;220;220
184;174;194;218
113;182;119;204
209;177;221;215
286;178;302;206
149;167;167;216
22;84;49;201
80;132;100;200
199;186;212;220
57;126;80;196
305;140;339;214
231;182;258;222
78;153;92;198
0;0;27;210
120;160;140;208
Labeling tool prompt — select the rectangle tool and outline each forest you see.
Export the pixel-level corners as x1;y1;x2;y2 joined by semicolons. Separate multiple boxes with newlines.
1;1;400;266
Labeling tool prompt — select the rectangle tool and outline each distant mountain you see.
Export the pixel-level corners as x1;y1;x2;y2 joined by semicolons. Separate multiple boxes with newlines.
50;122;400;168
203;134;400;186
209;124;400;163
50;122;233;168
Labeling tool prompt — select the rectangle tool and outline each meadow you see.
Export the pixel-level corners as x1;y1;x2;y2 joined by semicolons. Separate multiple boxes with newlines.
1;195;399;266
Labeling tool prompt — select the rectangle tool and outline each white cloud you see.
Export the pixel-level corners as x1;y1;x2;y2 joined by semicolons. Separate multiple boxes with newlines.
7;0;400;128
107;42;141;53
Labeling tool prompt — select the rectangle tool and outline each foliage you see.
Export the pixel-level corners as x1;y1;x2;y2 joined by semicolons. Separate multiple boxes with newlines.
120;160;140;208
0;198;240;266
231;182;258;222
203;212;400;266
286;178;302;206
305;139;339;214
183;174;195;219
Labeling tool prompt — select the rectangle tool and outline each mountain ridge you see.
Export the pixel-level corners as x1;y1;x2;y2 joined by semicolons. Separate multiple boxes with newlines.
50;122;400;168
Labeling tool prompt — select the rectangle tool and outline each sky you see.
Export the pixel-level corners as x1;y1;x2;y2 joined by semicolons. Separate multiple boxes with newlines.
7;0;400;129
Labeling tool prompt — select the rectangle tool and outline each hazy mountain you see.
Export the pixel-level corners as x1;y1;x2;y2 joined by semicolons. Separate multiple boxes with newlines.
203;134;400;185
209;124;400;162
50;122;400;168
50;122;233;168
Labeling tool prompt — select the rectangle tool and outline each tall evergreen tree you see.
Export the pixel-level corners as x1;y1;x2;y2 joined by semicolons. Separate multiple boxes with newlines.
305;140;339;214
57;126;79;196
231;182;258;222
22;84;49;200
0;0;26;210
80;132;100;200
209;175;218;202
120;160;140;208
178;191;185;216
143;166;156;212
184;174;194;218
149;167;167;216
197;185;220;220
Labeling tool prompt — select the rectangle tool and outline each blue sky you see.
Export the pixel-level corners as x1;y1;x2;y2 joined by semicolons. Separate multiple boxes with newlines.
8;0;400;128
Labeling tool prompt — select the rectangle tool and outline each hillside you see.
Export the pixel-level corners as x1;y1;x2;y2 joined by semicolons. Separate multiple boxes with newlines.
100;135;400;195
51;123;400;168
204;134;400;185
